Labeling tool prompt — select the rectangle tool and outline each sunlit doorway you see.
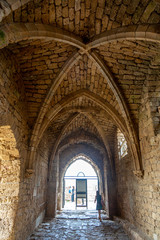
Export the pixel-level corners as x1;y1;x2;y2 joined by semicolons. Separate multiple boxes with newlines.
63;157;98;210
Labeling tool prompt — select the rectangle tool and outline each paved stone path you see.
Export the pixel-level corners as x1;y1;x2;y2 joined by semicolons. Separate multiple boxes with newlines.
29;210;130;240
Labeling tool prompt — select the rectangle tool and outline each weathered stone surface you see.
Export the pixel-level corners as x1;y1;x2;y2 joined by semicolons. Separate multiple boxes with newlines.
95;40;160;125
0;2;160;240
29;210;130;240
7;40;77;126
2;0;160;37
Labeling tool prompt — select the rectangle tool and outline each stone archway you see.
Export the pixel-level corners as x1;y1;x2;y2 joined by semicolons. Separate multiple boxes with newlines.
56;142;110;213
60;154;103;210
46;139;110;218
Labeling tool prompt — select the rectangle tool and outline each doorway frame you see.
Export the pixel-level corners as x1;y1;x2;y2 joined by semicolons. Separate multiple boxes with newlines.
76;179;87;208
61;154;103;210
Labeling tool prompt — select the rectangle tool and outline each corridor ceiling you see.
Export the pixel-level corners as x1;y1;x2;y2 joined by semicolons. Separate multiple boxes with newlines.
1;0;160;174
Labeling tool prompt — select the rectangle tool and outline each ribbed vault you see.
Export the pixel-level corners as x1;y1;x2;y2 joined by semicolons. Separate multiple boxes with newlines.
1;0;160;180
1;2;160;240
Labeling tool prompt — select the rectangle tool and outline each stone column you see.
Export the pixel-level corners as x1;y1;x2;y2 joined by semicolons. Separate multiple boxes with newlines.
46;155;59;218
103;156;109;216
107;162;118;219
57;159;63;211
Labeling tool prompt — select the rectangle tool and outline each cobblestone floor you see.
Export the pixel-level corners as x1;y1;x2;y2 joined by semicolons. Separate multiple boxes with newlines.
29;210;130;240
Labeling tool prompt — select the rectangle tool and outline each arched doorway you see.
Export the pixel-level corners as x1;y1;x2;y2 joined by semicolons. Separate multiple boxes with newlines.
62;155;102;210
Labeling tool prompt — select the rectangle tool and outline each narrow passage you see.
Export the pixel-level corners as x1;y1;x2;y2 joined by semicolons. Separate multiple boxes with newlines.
29;210;130;240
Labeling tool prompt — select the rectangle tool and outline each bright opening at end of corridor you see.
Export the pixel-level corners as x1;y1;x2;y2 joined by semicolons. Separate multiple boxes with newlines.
63;158;99;210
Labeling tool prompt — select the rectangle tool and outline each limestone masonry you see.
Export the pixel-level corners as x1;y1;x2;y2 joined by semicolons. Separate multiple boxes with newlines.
0;1;160;240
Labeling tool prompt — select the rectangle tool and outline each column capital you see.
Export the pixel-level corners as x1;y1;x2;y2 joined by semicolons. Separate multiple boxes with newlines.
133;170;144;178
25;169;34;178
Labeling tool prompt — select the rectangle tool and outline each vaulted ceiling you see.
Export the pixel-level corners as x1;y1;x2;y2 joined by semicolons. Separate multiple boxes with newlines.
1;0;160;174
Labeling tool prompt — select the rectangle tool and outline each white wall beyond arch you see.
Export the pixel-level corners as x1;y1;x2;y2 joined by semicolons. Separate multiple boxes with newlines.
60;154;104;209
65;158;97;177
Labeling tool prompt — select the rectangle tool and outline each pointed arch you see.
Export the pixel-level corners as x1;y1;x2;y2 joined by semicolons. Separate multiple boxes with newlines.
27;89;142;176
54;151;104;211
62;153;103;192
88;51;142;175
88;24;160;49
32;89;127;150
0;23;85;49
48;113;80;178
48;111;113;178
1;23;159;51
59;133;106;155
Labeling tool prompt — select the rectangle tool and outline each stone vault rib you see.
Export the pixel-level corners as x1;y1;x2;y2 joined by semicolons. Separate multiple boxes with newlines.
88;50;142;175
88;24;160;49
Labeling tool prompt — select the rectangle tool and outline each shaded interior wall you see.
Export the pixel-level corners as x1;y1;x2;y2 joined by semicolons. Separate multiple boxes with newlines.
107;166;117;219
46;154;59;218
114;86;160;239
0;49;49;240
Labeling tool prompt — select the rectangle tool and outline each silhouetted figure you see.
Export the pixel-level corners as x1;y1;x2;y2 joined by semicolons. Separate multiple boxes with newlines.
69;186;72;202
71;186;74;202
94;190;103;222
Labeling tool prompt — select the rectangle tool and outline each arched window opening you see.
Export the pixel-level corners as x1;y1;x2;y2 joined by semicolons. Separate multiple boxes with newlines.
117;129;128;159
63;157;98;210
77;172;85;177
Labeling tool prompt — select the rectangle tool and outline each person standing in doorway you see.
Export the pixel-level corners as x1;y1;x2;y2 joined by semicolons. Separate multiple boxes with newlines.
71;186;74;202
94;190;103;222
69;186;72;202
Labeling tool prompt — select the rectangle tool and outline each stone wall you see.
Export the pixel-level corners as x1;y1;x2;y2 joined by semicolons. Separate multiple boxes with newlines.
0;48;28;240
3;0;160;36
0;49;49;240
115;84;160;239
13;135;49;240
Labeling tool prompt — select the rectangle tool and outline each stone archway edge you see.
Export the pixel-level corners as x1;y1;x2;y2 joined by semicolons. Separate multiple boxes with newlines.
1;0;160;44
0;23;85;49
58;153;104;211
34;90;127;149
61;153;103;192
88;24;160;48
48;113;80;179
0;23;160;50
